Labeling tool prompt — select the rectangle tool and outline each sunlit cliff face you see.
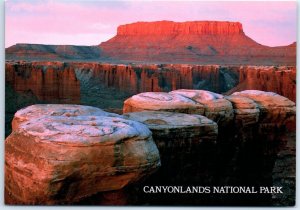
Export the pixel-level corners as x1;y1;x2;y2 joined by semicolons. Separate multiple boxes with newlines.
99;21;296;65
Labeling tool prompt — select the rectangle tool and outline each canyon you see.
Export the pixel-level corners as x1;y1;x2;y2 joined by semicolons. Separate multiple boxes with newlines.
5;20;296;206
5;61;296;137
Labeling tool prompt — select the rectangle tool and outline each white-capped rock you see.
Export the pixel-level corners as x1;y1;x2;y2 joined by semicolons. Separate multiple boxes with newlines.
5;112;160;204
123;92;205;115
170;89;234;126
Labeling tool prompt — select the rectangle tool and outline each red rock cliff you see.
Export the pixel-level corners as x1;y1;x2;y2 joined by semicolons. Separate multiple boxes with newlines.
117;21;244;35
72;63;234;94
6;62;296;103
5;62;80;103
100;21;296;65
227;66;296;102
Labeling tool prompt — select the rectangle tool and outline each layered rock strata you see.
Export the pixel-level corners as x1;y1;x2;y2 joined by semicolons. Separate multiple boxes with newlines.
100;21;296;65
232;90;296;129
5;62;80;103
6;62;296;105
225;95;260;127
228;66;296;103
117;21;244;36
5;107;161;205
124;90;295;130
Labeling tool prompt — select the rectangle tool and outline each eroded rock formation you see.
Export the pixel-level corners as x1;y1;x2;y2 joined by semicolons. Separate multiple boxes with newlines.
125;90;295;131
5;89;296;205
11;104;121;130
123;111;217;184
232;90;296;129
228;66;296;102
100;21;296;65
5;106;161;205
225;95;260;127
122;90;295;205
117;21;244;36
124;111;217;149
123;92;204;114
6;62;296;103
5;61;80;103
170;89;234;126
5;61;296;140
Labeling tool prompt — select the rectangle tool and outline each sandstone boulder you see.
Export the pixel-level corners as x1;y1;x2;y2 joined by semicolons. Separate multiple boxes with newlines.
171;89;233;126
225;95;260;126
232;90;295;127
123;111;217;184
123;92;204;114
124;111;218;146
12;104;121;131
5;114;160;204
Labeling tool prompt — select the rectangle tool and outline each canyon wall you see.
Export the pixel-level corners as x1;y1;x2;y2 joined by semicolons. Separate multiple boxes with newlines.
6;61;295;103
5;61;240;104
5;61;296;137
227;66;296;102
5;61;80;103
73;63;239;94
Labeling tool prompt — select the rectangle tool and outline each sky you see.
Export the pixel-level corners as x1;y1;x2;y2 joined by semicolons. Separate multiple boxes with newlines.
5;0;297;48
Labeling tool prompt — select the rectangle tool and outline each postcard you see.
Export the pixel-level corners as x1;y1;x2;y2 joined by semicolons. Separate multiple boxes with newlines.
4;0;296;206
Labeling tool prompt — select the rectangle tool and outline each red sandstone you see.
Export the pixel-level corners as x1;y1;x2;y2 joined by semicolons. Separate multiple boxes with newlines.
117;21;244;36
5;62;296;103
